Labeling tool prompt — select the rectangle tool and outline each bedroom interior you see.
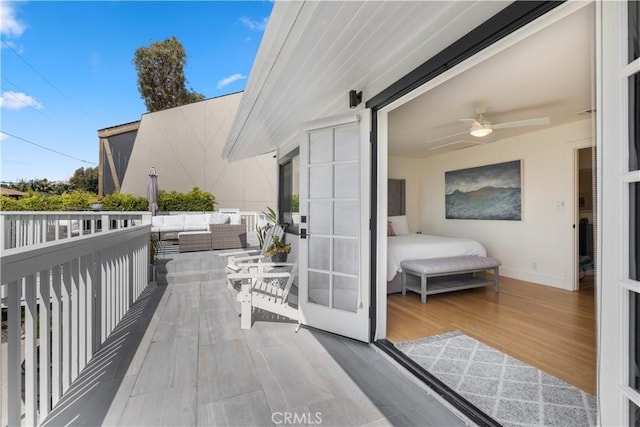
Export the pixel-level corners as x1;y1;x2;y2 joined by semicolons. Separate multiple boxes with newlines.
383;2;597;400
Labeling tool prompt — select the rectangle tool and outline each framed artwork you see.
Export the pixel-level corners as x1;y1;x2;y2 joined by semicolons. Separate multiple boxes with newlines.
445;160;522;220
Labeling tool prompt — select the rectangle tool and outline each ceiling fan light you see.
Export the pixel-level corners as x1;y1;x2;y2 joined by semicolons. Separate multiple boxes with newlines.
470;126;493;137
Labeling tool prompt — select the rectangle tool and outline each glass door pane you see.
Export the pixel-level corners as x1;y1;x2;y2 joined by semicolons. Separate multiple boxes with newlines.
306;124;359;312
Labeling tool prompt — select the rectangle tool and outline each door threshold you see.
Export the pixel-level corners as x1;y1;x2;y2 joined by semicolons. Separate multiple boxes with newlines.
375;339;501;427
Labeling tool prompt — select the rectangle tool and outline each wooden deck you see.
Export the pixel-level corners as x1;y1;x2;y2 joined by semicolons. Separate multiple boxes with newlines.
41;251;468;427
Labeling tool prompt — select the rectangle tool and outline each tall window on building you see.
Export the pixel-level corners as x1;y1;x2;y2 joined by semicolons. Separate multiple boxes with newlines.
279;149;300;231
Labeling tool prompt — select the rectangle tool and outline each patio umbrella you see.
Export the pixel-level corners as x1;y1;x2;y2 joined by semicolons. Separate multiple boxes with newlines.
147;166;159;216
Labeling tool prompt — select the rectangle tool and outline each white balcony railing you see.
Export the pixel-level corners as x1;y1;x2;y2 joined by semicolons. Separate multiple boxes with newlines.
0;211;150;250
1;212;151;426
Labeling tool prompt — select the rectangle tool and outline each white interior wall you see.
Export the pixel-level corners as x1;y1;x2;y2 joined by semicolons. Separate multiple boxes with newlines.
389;119;593;290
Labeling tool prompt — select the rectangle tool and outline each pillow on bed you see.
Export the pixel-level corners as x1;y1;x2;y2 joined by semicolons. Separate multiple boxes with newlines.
388;215;410;235
387;221;396;236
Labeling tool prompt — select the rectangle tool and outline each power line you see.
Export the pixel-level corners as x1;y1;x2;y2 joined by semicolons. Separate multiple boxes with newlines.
0;130;97;165
1;75;90;128
1;76;56;120
1;38;97;121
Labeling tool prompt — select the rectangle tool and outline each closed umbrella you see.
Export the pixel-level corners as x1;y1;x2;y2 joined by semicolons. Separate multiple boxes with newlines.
147;166;159;216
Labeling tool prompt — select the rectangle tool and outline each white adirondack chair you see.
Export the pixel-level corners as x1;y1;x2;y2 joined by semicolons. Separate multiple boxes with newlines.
227;259;298;329
223;224;284;274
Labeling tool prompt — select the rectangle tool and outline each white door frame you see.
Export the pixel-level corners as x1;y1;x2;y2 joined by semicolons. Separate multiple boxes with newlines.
597;1;640;424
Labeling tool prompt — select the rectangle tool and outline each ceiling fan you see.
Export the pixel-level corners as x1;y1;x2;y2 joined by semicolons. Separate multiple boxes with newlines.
461;113;551;138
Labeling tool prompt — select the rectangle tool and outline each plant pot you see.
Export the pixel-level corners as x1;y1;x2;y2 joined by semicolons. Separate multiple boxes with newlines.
271;253;288;263
91;203;103;211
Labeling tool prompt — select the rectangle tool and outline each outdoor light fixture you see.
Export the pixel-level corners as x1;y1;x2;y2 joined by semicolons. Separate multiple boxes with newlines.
349;90;362;109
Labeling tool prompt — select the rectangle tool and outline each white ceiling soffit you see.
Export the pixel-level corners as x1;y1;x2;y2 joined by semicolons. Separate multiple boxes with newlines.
222;0;511;162
388;2;594;158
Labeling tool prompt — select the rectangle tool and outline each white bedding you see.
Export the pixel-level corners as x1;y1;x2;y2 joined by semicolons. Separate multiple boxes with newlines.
387;234;487;281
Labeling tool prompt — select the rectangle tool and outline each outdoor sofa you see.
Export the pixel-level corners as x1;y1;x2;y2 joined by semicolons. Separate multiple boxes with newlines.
151;212;247;251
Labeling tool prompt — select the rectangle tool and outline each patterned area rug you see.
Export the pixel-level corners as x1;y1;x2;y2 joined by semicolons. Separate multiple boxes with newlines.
395;331;597;427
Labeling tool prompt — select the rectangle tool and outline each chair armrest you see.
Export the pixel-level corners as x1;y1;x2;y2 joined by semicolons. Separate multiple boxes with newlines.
227;272;291;280
221;249;259;257
232;255;267;263
235;262;294;268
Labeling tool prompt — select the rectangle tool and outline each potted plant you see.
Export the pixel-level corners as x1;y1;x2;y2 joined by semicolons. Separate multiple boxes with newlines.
91;195;104;211
266;235;291;263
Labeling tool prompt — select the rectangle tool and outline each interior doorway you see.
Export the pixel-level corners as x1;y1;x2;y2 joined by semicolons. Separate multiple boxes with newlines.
576;147;595;291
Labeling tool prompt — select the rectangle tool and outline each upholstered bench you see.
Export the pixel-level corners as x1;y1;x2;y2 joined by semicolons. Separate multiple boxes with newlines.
178;231;212;252
401;255;501;303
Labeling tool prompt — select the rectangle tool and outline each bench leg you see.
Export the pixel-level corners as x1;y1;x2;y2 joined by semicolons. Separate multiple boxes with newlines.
421;275;427;304
401;272;406;296
494;267;499;292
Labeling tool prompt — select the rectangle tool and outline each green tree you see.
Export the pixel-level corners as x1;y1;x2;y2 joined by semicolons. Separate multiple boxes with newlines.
69;166;98;193
133;36;205;113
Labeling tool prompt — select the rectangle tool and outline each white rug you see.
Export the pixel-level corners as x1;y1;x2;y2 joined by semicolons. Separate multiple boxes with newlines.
395;331;597;427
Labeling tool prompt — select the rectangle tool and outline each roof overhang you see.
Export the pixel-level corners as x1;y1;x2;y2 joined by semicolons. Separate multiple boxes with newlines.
222;0;512;162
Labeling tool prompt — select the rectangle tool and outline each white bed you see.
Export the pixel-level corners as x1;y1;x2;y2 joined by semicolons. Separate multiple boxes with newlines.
387;234;487;281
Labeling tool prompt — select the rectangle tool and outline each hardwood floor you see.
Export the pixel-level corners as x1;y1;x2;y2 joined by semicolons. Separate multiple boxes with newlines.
386;274;597;395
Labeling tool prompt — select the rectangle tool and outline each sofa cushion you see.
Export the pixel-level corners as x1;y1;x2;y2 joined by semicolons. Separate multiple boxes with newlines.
151;216;164;232
211;212;230;224
162;215;185;232
184;214;207;230
229;214;242;225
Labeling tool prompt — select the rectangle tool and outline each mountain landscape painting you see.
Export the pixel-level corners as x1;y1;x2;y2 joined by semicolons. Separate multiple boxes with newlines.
445;160;522;220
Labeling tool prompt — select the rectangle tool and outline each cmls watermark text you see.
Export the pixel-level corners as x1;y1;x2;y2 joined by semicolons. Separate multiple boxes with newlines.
272;411;323;425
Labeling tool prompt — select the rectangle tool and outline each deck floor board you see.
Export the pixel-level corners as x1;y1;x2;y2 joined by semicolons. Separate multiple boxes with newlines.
42;251;468;427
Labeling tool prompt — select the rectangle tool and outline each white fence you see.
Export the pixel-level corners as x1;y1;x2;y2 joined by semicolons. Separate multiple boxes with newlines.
1;213;151;426
1;212;149;250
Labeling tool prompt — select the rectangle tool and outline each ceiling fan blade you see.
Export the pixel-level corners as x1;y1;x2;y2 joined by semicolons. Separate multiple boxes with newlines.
493;117;550;129
459;118;481;127
423;130;469;145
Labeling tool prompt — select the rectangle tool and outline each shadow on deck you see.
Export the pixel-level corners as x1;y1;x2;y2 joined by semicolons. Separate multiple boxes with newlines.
41;251;468;426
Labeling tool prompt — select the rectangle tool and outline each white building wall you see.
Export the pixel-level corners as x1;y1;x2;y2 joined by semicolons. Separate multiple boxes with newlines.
390;119;593;290
120;93;277;212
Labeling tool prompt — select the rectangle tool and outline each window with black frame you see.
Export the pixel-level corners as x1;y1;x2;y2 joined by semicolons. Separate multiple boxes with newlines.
279;150;300;233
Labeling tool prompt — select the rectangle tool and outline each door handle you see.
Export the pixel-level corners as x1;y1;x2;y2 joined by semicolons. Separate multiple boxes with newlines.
300;228;307;239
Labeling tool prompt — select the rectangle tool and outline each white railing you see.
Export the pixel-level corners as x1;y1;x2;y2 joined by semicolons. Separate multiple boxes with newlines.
1;217;151;426
1;211;151;250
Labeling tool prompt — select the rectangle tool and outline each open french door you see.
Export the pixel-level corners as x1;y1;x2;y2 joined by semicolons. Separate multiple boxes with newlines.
298;112;371;342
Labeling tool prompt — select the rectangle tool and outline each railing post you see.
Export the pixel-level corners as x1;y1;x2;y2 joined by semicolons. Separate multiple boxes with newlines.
24;274;38;426
70;258;80;381
93;251;102;354
62;262;72;392
39;267;52;419
7;280;22;427
79;255;88;371
51;265;62;406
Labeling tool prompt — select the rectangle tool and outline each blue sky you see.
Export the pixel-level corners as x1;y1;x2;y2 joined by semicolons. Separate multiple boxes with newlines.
0;0;273;183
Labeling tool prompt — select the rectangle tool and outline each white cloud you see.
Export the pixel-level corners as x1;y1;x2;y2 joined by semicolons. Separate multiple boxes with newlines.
0;91;43;110
217;73;247;89
0;2;26;38
240;16;268;31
